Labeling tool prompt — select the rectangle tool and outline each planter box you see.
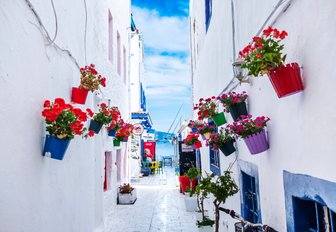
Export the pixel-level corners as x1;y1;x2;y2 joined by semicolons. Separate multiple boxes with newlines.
229;102;248;121
184;196;198;212
118;188;137;205
71;87;88;105
108;129;116;137
88;119;103;134
212;112;226;126
218;139;236;156
243;129;269;155
43;135;70;160
198;226;214;232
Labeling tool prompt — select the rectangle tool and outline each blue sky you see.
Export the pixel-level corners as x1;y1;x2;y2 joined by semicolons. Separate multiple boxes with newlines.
131;0;191;133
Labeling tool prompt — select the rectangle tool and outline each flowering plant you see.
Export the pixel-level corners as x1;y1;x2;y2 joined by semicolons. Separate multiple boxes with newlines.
79;64;106;92
87;103;112;125
218;91;248;112
239;26;288;76
197;123;216;135
206;128;235;151
106;107;122;131
183;132;201;146
42;98;90;139
115;123;134;140
188;120;204;131
228;114;270;138
119;183;134;193
193;96;218;120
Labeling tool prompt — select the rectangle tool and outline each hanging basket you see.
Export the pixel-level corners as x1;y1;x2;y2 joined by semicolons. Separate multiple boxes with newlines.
71;87;89;104
218;139;236;156
192;141;202;149
243;129;269;155
88;119;103;134
212;112;226;126
122;136;129;142
229;102;248;121
191;128;198;133
268;63;304;98
43;135;71;160
113;139;121;147
108;129;116;137
201;132;211;141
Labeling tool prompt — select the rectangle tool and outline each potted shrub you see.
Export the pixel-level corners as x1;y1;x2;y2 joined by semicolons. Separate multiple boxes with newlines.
184;167;200;212
195;175;215;232
88;103;112;134
208;171;239;232
117;183;137;204
194;97;226;126
218;91;248;121
71;64;106;104
240;27;304;98
41;98;94;160
183;132;202;149
228;114;270;155
106;107;121;136
197;123;216;141
207;128;236;156
188;120;204;133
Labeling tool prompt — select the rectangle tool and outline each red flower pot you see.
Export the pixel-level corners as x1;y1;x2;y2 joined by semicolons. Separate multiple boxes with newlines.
71;87;89;104
268;63;304;98
192;141;202;149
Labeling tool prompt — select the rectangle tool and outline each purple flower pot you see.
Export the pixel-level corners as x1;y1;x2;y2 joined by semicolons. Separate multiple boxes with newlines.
243;129;269;155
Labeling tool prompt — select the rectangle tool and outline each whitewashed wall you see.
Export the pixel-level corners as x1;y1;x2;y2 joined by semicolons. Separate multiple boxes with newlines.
0;0;131;231
190;0;336;231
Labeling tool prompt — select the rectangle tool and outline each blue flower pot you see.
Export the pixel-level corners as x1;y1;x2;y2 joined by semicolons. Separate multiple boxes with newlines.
108;129;116;137
191;128;198;133
43;135;71;160
89;119;103;134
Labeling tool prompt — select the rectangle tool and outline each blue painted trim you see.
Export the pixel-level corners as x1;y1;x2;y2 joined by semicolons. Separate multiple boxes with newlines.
205;0;212;32
283;171;336;232
131;14;137;31
210;149;220;176
238;160;262;223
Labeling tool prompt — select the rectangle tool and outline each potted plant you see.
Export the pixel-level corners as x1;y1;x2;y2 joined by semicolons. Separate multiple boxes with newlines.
208;171;239;232
197;123;216;140
195;175;215;232
88;103;113;134
194;97;226;126
184;167;200;212
183;132;202;149
117;183;137;204
240;26;304;98
228;114;270;154
71;64;106;104
188;120;204;133
41;98;94;160
115;122;134;143
218;91;248;121
106;107;121;136
207;128;236;156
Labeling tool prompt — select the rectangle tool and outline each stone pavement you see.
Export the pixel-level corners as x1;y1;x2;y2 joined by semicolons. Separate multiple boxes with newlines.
103;167;199;232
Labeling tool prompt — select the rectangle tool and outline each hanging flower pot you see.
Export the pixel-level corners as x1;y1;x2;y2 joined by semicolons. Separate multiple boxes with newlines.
113;139;121;147
43;135;71;160
122;136;129;142
191;128;198;133
71;87;89;105
89;119;103;134
192;140;202;149
268;63;304;98
243;129;269;155
212;112;226;126
108;129;116;137
229;102;248;121
218;139;236;156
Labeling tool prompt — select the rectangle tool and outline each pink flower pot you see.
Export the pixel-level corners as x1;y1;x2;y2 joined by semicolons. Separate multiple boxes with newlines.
243;129;269;155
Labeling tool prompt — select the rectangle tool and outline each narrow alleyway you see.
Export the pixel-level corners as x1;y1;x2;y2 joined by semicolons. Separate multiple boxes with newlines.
104;168;198;232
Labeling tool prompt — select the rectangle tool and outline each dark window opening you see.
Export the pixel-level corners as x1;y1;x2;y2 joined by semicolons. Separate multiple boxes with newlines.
241;171;259;223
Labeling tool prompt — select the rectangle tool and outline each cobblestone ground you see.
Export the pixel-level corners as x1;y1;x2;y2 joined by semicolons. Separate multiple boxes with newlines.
104;167;199;232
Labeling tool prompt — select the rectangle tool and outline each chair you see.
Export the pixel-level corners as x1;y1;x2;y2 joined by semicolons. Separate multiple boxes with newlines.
157;161;163;174
141;161;151;176
150;161;157;174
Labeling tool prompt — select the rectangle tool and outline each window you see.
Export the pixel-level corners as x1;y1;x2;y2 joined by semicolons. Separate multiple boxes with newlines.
293;197;336;232
209;121;220;175
205;0;212;32
108;11;113;63
117;31;121;75
123;46;126;83
241;171;260;223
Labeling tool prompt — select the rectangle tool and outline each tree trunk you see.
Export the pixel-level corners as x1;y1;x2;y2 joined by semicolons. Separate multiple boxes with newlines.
214;200;220;232
189;179;193;197
201;197;205;220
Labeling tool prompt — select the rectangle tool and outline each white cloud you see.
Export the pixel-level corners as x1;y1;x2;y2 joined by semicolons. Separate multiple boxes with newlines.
132;6;190;52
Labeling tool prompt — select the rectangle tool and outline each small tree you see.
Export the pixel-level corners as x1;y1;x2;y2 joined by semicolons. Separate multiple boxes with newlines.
209;171;239;232
185;167;200;197
196;174;215;228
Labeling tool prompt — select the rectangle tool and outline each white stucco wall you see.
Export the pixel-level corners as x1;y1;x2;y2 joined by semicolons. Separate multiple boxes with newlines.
0;0;131;231
190;0;336;231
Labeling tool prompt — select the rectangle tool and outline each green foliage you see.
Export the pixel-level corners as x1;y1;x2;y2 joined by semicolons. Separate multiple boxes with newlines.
196;217;215;228
209;171;239;205
186;167;200;180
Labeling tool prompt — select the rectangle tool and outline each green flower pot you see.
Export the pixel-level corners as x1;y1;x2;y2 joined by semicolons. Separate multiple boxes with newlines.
113;139;121;147
212;112;226;126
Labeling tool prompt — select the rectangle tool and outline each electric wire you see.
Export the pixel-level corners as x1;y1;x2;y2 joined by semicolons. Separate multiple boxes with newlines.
166;104;183;135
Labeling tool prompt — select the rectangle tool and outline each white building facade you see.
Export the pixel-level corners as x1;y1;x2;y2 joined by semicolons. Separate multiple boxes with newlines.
0;0;132;231
190;0;336;231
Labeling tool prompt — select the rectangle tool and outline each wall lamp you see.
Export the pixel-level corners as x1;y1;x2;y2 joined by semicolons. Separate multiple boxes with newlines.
232;58;252;85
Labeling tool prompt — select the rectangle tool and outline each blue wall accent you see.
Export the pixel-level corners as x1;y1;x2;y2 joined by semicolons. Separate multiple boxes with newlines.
283;171;336;232
210;149;220;176
140;83;147;111
205;0;212;31
238;160;262;223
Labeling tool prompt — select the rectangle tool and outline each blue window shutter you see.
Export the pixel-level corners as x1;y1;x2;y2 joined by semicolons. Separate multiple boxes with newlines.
242;172;259;223
205;0;212;32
